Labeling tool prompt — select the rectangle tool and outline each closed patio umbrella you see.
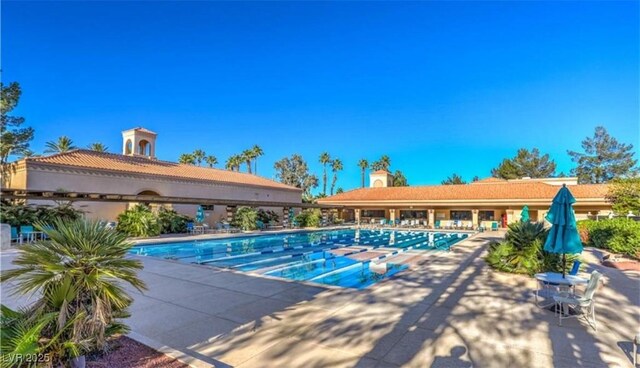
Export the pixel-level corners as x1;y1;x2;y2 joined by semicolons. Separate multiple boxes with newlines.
196;205;205;224
521;205;530;222
543;184;583;278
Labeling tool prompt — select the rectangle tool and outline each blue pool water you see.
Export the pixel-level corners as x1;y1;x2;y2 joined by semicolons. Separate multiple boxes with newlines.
130;229;468;289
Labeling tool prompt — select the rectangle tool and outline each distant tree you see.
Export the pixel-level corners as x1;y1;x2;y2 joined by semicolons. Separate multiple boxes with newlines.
192;149;206;166
392;170;409;187
225;154;243;171
557;171;568;178
472;176;480;182
19;149;39;159
44;136;77;154
179;153;196;165
371;155;391;171
319;152;331;196
330;159;343;195
88;142;108;152
491;148;556;179
251;145;264;174
274;154;319;199
1;82;34;169
241;149;255;174
205;155;218;168
606;177;640;215
442;173;466;185
336;187;344;194
357;159;369;188
568;126;638;183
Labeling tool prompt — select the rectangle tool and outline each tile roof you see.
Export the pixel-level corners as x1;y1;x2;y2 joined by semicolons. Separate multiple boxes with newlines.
318;182;609;202
25;150;300;191
123;127;157;135
371;170;391;175
470;177;507;184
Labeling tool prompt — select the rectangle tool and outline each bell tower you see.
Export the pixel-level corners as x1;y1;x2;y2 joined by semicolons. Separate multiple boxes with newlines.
369;170;394;188
122;127;157;158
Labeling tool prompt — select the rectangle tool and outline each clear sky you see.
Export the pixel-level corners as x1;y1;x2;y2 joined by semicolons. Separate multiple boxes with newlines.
3;1;639;193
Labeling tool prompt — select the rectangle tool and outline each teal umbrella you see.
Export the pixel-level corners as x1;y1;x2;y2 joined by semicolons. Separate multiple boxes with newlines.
544;185;583;277
196;205;205;224
521;205;530;222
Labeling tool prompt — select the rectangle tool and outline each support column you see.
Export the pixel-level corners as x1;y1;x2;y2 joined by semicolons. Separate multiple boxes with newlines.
355;209;361;226
472;209;479;229
225;205;236;224
282;207;290;228
389;209;396;224
321;208;329;227
428;209;435;229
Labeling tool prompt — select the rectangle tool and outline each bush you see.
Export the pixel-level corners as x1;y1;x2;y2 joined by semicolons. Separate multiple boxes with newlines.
486;221;573;276
294;209;322;227
0;220;146;366
577;218;640;258
157;207;192;234
0;201;83;227
116;205;161;237
232;206;258;231
257;209;279;225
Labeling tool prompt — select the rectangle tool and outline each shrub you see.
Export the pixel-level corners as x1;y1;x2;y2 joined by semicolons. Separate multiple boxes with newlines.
577;218;640;258
257;209;279;225
232;206;258;231
157;207;192;234
486;221;572;275
0;201;83;227
116;205;161;237
294;209;322;227
0;220;146;366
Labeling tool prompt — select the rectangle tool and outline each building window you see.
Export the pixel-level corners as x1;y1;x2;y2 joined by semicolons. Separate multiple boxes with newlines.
362;210;385;218
201;205;214;211
450;210;472;220
479;210;495;221
399;210;427;219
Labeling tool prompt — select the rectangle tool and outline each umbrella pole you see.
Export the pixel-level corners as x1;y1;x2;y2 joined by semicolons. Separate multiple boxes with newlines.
562;253;566;278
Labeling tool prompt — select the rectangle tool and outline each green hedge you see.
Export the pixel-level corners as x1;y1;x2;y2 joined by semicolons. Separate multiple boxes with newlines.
117;205;193;237
577;218;640;258
294;209;322;227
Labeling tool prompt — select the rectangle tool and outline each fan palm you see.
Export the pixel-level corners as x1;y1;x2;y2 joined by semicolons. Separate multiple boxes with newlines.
225;154;242;171
0;219;146;364
251;145;264;174
87;142;108;152
330;159;343;195
44;136;77;154
192;149;206;166
205;155;218;168
358;159;369;188
178;153;196;165
319;152;331;196
242;149;255;174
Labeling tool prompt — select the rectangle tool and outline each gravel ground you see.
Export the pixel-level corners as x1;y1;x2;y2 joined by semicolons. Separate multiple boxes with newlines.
87;336;188;368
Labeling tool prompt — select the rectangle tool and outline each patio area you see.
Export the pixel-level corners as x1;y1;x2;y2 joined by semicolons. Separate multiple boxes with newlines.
1;231;638;367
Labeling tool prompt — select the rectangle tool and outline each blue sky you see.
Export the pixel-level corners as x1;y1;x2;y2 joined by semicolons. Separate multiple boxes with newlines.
3;1;639;193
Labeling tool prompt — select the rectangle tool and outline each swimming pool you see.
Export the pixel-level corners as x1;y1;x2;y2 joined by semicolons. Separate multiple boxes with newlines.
130;229;469;289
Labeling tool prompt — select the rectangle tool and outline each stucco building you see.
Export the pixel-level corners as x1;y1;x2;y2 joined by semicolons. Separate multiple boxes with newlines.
318;171;611;227
3;127;302;224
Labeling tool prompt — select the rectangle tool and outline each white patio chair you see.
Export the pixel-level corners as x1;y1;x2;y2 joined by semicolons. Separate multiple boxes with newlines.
553;271;603;331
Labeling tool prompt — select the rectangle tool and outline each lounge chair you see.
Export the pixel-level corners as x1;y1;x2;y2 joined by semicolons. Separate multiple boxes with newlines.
10;227;20;244
186;222;195;234
435;220;441;229
553;271;603;331
491;222;499;231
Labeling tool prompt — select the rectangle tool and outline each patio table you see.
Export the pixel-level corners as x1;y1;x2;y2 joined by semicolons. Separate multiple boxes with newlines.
534;272;588;308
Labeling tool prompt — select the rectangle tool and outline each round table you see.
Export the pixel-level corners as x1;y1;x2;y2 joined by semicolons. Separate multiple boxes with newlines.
534;272;588;307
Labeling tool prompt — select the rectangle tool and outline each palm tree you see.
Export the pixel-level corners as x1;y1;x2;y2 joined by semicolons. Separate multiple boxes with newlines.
205;155;218;168
44;136;77;154
178;153;196;165
242;149;255;174
0;220;146;365
225;154;242;171
251;145;264;174
358;159;369;188
319;152;331;196
371;155;391;171
88;142;108;152
330;158;343;195
192;149;206;166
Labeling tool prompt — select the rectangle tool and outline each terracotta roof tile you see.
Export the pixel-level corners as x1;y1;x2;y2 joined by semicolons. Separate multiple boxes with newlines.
318;182;608;202
471;177;507;184
371;170;391;175
26;150;300;191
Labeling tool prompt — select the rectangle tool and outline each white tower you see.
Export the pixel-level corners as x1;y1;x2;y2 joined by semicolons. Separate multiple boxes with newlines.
122;127;157;158
369;170;394;188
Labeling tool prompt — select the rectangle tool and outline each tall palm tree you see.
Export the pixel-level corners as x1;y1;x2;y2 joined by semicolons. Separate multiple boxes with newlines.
319;152;331;196
178;153;196;165
251;145;264;174
242;149;255;174
205;155;218;168
0;220;146;365
44;136;77;154
225;154;242;171
192;149;206;166
87;142;108;152
358;159;369;188
330;159;343;195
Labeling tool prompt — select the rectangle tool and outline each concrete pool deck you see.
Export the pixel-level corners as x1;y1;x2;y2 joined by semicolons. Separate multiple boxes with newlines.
2;231;638;367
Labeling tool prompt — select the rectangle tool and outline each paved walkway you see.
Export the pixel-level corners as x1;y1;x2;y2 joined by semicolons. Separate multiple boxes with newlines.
2;232;638;367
